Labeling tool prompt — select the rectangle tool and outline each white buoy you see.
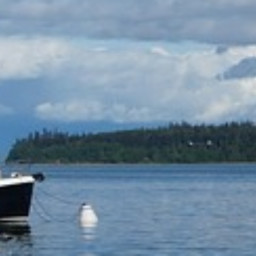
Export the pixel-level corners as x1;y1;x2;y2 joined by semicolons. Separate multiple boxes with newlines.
79;203;98;228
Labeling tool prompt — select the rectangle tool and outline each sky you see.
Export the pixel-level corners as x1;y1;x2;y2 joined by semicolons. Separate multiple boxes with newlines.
1;0;256;158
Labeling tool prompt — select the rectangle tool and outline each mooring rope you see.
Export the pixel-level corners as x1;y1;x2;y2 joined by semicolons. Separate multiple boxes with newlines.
36;186;79;206
32;195;52;222
32;193;79;223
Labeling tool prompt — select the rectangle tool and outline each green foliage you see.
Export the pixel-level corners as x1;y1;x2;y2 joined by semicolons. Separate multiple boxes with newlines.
5;122;256;163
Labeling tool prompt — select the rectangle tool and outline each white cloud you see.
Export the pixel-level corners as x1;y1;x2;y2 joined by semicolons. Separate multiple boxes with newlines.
31;41;256;124
35;100;153;123
150;47;170;57
196;96;235;123
1;36;256;124
196;78;256;122
0;36;70;80
35;101;103;122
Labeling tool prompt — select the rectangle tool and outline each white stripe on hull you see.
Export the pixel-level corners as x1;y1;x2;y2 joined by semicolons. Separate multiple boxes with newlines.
0;176;35;187
0;216;28;222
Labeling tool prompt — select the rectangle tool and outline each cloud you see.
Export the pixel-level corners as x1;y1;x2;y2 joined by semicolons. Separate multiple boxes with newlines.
35;100;154;123
150;47;170;57
0;36;70;80
1;36;256;124
0;0;256;45
197;78;256;122
34;41;256;124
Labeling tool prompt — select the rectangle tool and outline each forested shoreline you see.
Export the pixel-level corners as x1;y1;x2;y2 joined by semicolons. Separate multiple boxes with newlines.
6;122;256;163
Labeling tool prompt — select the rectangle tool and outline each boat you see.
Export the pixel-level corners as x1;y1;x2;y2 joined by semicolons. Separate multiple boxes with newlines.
0;171;44;222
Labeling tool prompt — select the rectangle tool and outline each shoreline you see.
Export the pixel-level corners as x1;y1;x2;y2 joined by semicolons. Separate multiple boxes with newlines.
4;161;256;167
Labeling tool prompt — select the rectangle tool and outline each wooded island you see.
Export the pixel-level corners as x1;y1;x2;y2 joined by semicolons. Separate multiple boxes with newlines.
6;122;256;163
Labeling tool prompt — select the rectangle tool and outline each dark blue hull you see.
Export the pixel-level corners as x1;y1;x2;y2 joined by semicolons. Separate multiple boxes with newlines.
0;181;34;221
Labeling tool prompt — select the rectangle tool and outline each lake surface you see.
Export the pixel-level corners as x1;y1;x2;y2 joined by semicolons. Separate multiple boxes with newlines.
1;163;256;255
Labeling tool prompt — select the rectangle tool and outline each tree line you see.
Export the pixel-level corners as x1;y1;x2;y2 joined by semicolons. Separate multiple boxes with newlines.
5;122;256;163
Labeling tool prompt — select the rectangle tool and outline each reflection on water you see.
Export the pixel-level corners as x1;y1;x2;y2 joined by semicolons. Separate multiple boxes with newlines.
0;222;33;255
80;225;97;241
80;222;98;256
0;222;31;237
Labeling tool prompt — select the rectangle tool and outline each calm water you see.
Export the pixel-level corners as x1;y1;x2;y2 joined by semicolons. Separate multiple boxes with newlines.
1;164;256;255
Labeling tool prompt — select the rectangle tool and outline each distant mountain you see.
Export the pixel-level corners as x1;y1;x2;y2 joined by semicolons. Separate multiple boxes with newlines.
218;57;256;80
